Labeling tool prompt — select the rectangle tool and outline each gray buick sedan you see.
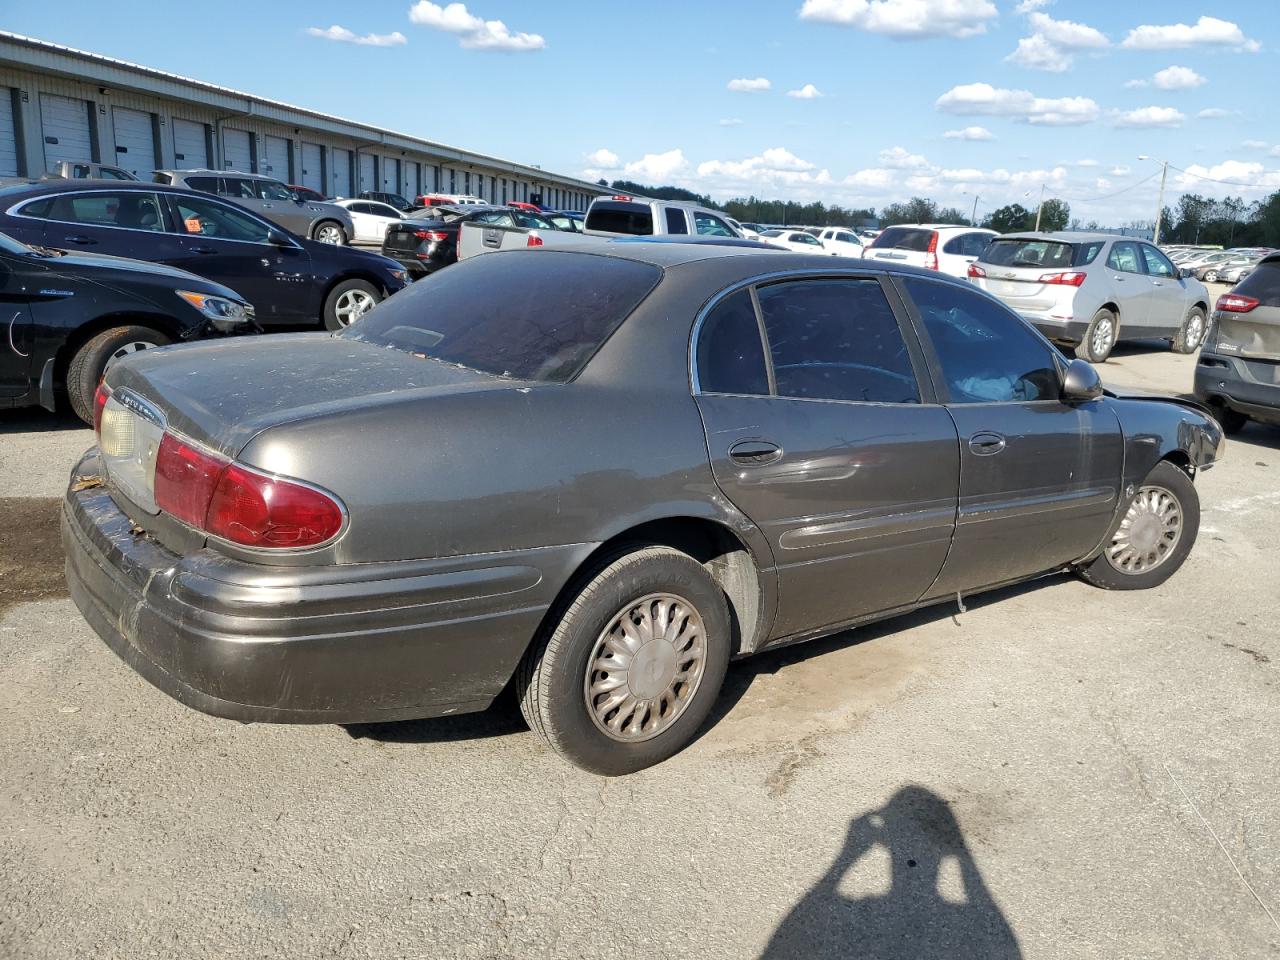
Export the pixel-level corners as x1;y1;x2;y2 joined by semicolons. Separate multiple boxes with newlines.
64;244;1223;774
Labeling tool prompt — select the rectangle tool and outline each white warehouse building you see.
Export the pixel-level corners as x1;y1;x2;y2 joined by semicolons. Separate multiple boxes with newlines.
0;31;606;211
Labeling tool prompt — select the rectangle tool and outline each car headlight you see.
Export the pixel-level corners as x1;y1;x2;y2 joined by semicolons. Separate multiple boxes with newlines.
389;269;408;283
176;290;256;331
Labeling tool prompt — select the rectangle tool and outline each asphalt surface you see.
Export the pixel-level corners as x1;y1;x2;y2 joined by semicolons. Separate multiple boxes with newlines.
2;308;1278;958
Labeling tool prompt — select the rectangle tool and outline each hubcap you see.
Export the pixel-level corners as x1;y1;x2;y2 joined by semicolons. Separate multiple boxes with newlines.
1105;484;1183;574
316;225;343;244
584;593;708;742
103;340;154;374
334;289;376;326
1091;316;1115;358
1185;313;1204;349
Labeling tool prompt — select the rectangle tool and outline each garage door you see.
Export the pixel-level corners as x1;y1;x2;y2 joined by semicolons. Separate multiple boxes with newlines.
172;118;208;167
331;147;352;197
0;89;16;176
112;107;156;178
222;128;252;172
263;135;290;181
40;93;94;171
358;152;376;192
300;142;323;192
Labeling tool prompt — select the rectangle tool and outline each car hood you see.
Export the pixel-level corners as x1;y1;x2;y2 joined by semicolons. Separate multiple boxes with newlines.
42;249;209;284
103;332;523;456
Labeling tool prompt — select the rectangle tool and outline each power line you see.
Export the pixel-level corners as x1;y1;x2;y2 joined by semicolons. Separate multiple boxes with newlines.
1168;163;1280;190
1056;170;1160;204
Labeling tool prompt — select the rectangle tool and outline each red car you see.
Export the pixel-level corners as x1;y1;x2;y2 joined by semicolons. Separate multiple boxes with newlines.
289;185;328;202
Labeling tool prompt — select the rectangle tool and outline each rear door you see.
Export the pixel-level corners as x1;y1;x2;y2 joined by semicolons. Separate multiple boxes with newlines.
693;276;960;641
1103;241;1151;329
897;276;1123;597
1139;243;1190;333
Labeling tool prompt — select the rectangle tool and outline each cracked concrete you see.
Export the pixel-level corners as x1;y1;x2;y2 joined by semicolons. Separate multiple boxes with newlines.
2;341;1279;958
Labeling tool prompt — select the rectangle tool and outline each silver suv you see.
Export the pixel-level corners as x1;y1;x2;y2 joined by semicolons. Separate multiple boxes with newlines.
153;170;354;245
968;232;1211;362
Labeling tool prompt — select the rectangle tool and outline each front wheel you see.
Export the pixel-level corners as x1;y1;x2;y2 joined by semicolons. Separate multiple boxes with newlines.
1203;269;1219;283
323;279;381;331
517;546;731;775
1077;308;1117;363
312;221;347;245
66;325;171;424
1076;461;1199;590
1174;306;1207;354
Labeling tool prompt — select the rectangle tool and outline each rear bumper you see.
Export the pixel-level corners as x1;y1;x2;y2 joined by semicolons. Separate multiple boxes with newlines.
1194;352;1280;424
63;449;591;724
381;245;452;277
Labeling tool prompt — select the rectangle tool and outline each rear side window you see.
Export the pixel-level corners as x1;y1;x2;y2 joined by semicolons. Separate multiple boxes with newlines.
696;289;769;395
344;252;662;382
28;191;164;231
869;227;934;252
982;239;1073;269
904;278;1060;404
220;178;257;199
756;279;920;404
1233;260;1280;305
664;208;688;234
184;176;217;192
586;201;654;236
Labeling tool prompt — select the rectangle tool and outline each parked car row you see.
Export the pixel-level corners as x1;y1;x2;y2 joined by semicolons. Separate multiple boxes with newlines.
1164;244;1277;284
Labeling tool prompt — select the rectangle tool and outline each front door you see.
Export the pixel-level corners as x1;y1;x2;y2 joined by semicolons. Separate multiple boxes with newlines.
896;276;1124;599
1139;243;1191;334
693;277;960;642
0;255;33;397
1103;241;1151;330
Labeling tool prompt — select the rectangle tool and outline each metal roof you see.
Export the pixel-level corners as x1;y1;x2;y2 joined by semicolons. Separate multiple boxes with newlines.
0;30;604;193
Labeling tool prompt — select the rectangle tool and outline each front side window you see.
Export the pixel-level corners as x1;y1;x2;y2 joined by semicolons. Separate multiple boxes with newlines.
170;195;274;243
1140;244;1177;278
756;279;920;404
257;180;295;201
903;278;1060;404
1106;242;1143;274
694;212;734;237
696;289;769;396
27;191;165;232
99;167;131;181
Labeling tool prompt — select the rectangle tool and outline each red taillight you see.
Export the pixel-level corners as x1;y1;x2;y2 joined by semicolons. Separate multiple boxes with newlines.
924;231;939;270
1217;294;1260;313
611;194;633;201
154;433;228;527
527;233;544;247
93;383;110;435
1038;271;1088;287
205;463;344;549
967;263;986;279
414;230;448;242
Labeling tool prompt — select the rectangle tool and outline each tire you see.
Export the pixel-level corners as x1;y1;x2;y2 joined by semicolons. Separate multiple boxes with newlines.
1204;269;1219;283
66;325;171;424
1076;308;1117;363
312;220;347;245
322;279;381;331
517;546;731;775
1076;461;1199;591
1173;305;1207;354
1211;401;1248;435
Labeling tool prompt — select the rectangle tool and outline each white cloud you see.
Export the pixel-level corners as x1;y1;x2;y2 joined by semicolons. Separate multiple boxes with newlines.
843;168;897;189
1073;159;1100;167
585;148;619;168
1026;12;1108;49
1242;140;1268;150
1152;65;1206;89
696;147;831;194
1112;106;1185;128
1121;16;1258;52
718;118;745;127
943;126;995;140
797;0;998;39
787;83;823;99
1174;160;1280;193
1006;34;1071;72
1109;165;1131;176
1015;0;1050;11
306;25;407;46
407;2;545;51
935;83;1099;125
1196;108;1234;119
878;145;931;169
623;149;688;180
727;76;771;93
1271;146;1280;158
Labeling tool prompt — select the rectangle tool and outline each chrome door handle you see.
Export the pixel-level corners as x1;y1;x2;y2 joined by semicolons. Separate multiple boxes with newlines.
968;432;1006;456
729;440;783;465
66;235;96;245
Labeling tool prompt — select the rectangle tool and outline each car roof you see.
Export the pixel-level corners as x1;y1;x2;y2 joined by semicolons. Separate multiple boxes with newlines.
881;223;993;232
157;168;273;178
0;178;265;205
996;231;1129;243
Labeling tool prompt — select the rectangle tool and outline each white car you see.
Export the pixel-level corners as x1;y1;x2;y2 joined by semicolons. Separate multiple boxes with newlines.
817;227;866;258
863;225;996;278
331;198;407;244
759;229;832;254
726;217;758;239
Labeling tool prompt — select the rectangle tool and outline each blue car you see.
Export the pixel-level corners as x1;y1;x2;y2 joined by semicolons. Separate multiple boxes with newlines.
0;181;408;330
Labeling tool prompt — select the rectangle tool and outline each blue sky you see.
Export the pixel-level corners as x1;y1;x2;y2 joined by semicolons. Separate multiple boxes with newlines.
5;1;1276;222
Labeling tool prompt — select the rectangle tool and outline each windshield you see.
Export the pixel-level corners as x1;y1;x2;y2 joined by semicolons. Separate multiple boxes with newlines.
343;251;662;381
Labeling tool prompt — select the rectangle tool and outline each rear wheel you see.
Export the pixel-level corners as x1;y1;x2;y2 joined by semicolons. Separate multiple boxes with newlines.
66;325;171;424
1173;306;1207;354
1077;308;1117;363
1203;269;1220;283
1210;400;1249;435
312;221;346;245
517;546;731;775
1076;461;1199;590
322;279;380;331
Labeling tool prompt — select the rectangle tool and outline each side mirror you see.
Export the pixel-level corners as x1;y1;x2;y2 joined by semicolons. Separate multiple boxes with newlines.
1062;358;1103;402
267;228;291;246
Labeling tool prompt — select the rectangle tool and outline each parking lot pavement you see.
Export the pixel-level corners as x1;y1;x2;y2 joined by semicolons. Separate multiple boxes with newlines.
2;345;1278;959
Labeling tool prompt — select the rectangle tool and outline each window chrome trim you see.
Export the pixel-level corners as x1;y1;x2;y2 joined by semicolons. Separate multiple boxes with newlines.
7;189;170;236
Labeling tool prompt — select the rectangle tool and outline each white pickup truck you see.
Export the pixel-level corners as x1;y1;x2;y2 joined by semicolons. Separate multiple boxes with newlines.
457;194;743;261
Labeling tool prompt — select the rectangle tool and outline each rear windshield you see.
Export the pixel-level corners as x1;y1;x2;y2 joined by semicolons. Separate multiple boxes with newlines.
981;238;1101;269
586;201;654;236
869;227;934;252
343;252;662;381
1233;260;1280;305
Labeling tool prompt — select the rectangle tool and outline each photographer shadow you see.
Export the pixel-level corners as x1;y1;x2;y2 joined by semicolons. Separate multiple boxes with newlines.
760;786;1021;960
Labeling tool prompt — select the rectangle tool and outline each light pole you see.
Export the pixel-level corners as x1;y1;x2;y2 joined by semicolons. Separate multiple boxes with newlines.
962;190;981;226
1033;182;1046;231
1138;154;1169;244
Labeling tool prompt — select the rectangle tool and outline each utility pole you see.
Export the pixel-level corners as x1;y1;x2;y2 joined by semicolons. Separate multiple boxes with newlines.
1139;155;1169;244
970;194;981;226
1033;183;1046;231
